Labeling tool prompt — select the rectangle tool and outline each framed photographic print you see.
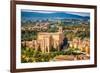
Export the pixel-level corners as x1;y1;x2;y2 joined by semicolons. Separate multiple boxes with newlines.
10;0;97;72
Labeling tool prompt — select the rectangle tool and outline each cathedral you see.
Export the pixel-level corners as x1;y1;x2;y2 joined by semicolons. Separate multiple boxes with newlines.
36;27;64;53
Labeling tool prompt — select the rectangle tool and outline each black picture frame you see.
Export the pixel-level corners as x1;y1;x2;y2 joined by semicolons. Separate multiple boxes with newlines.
10;0;97;73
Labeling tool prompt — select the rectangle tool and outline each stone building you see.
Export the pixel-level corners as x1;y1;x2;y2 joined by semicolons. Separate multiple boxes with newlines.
21;27;64;53
69;38;90;55
35;27;64;53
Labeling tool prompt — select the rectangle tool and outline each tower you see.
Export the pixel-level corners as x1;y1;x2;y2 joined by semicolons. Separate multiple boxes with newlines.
58;26;63;33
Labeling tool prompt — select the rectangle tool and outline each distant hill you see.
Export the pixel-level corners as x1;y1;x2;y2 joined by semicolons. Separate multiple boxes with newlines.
21;11;90;21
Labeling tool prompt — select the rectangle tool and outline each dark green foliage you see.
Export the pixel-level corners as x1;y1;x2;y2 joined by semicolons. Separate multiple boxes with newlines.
21;31;37;41
48;26;58;32
64;48;82;55
21;47;83;63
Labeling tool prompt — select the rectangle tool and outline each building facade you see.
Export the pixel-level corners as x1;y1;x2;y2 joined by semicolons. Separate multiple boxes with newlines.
22;27;64;53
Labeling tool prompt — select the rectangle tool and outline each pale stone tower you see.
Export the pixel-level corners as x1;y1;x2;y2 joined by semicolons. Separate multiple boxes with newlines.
58;26;63;33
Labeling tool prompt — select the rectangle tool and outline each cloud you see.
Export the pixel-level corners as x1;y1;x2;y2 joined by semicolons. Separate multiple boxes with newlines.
66;12;90;17
21;9;55;14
